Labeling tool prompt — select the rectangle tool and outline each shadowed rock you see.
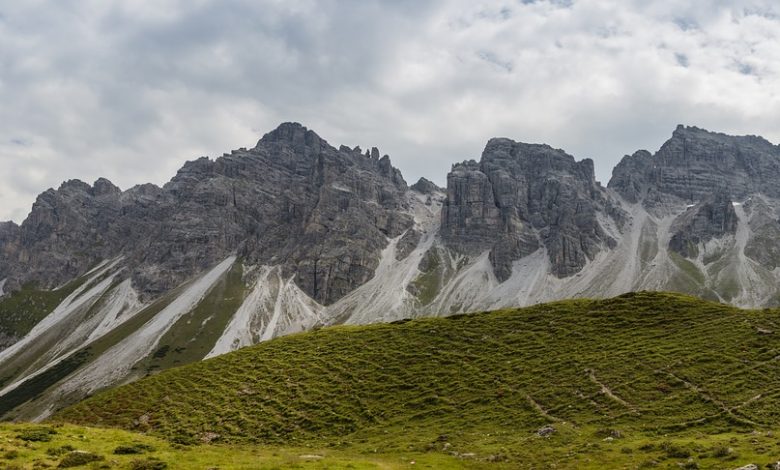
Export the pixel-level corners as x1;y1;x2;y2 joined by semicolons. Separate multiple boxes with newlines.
441;138;622;280
668;192;738;259
1;123;413;305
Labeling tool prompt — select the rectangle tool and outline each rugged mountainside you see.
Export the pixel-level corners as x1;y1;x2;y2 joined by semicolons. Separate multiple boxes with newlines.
441;138;623;280
2;123;780;421
609;125;780;206
0;123;412;305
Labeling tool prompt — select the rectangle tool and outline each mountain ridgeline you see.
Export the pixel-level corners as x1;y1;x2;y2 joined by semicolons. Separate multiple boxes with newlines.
1;123;780;420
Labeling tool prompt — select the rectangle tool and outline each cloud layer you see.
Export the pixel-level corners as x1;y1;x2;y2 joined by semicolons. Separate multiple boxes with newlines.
1;0;779;222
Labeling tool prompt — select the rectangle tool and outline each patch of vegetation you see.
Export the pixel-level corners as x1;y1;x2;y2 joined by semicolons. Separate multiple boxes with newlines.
114;443;155;454
129;459;168;470
638;224;659;267
660;441;691;459
57;450;104;467
54;292;780;467
409;249;443;306
16;426;57;442
46;444;76;457
669;251;705;285
134;263;246;373
0;279;84;341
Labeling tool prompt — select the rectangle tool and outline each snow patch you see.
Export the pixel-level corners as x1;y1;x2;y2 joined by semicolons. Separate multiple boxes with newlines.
0;279;5;297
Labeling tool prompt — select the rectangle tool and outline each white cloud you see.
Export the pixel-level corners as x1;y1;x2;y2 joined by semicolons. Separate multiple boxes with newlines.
0;0;779;221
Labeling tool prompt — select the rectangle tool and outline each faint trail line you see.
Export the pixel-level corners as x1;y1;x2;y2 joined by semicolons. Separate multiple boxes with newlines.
662;370;759;427
711;353;780;383
731;393;762;411
575;389;601;410
585;368;639;414
525;393;570;425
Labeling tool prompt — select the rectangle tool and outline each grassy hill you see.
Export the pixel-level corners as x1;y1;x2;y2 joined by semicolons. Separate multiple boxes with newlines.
54;292;780;468
0;422;461;469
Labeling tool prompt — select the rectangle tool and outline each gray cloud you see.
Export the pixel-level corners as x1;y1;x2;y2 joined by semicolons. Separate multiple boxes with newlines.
1;0;779;222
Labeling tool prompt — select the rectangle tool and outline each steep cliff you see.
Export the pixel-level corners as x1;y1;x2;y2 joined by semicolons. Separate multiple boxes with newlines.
441;138;622;280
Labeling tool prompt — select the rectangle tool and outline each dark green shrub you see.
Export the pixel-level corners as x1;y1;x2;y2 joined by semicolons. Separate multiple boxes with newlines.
130;458;168;470
57;451;104;468
46;445;76;457
661;441;691;459
113;443;155;455
16;427;57;442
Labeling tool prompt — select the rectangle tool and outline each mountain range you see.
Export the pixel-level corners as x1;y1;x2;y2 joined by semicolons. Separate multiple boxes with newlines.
1;122;780;420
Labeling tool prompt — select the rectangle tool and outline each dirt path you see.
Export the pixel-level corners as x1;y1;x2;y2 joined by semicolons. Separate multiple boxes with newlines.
586;368;639;414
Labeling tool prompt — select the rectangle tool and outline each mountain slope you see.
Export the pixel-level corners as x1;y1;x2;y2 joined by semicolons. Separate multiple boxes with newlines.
56;292;780;468
3;123;780;421
0;123;413;305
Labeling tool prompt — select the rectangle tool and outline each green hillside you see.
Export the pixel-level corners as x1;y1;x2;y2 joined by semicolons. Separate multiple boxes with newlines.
55;292;780;468
0;422;459;469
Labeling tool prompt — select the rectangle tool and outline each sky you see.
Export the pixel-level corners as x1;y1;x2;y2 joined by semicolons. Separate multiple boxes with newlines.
1;0;780;222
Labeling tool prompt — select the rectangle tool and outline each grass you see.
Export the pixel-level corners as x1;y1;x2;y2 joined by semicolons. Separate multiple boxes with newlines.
668;252;705;286
53;292;780;468
0;423;464;469
0;279;85;345
409;249;443;306
1;260;254;421
3;424;780;470
134;262;247;373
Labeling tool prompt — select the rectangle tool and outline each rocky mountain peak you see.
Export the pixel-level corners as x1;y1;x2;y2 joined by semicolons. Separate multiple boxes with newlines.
441;137;621;281
92;178;121;196
256;122;325;156
57;179;93;194
0;123;415;306
609;126;780;208
410;177;442;194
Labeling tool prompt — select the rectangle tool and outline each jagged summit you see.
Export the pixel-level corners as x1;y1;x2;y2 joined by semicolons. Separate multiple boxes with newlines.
410;177;441;194
1;122;413;304
609;124;780;206
257;121;325;148
442;135;617;280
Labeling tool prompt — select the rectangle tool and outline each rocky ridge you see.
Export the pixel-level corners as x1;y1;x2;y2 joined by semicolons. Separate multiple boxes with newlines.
1;123;413;305
2;123;780;421
440;138;624;280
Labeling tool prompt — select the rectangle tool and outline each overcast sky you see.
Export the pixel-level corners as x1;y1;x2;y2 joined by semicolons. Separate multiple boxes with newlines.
1;0;779;222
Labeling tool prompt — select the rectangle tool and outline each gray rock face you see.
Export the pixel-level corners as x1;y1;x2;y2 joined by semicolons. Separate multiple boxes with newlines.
3;122;780;312
9;179;125;291
668;192;738;258
744;197;780;269
610;125;780;207
441;138;622;280
1;123;413;305
410;177;442;195
9;122;780;423
0;222;20;285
